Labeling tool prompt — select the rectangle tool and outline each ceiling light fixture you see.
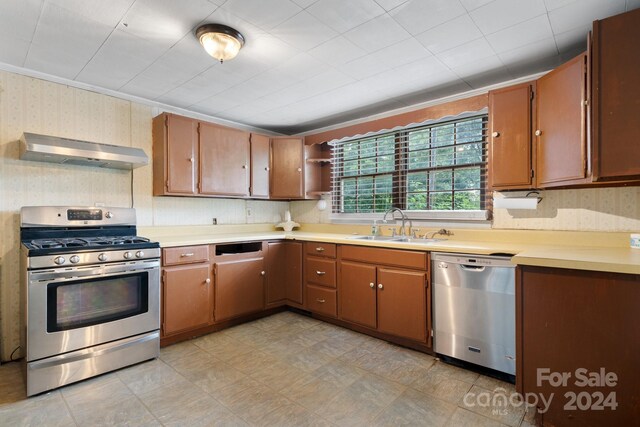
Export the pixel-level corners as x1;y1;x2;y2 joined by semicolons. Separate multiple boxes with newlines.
196;24;245;63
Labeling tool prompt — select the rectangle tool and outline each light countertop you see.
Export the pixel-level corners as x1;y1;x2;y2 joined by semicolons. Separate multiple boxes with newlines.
139;225;640;275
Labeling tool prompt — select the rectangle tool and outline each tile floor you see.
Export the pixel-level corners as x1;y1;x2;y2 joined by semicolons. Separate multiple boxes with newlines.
0;312;536;426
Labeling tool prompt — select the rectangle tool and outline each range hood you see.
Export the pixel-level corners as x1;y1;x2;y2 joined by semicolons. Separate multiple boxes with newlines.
19;133;149;170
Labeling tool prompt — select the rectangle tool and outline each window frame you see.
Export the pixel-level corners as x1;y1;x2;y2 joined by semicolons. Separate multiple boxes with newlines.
330;114;490;223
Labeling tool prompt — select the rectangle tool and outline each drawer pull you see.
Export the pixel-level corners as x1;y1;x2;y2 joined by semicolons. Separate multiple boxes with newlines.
369;283;374;288
205;278;211;284
316;298;326;303
315;247;325;252
316;271;326;276
378;283;384;290
181;253;195;257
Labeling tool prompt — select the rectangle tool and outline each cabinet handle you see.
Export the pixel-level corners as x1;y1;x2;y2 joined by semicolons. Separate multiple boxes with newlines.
378;283;383;289
297;168;302;172
492;131;500;138
189;157;194;163
260;271;266;276
315;247;325;252
265;167;270;171
242;164;247;169
205;278;211;284
369;283;375;288
180;253;194;257
316;271;326;275
535;129;542;136
316;298;326;303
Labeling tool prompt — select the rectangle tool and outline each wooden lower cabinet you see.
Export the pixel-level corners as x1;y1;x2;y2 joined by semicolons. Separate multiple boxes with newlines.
306;285;337;317
517;266;640;425
214;257;265;322
265;241;303;307
340;261;377;328
377;267;427;342
339;251;429;344
162;264;212;336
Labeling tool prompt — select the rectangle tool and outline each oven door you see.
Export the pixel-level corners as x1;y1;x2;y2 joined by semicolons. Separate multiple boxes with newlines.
26;259;160;362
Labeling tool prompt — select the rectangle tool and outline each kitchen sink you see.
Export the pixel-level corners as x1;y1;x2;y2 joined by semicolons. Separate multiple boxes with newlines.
399;237;446;244
348;235;404;241
348;235;446;243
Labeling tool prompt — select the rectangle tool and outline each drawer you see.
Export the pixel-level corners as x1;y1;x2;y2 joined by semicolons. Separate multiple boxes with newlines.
341;245;427;271
306;285;337;318
163;245;210;266
305;242;336;258
305;257;336;288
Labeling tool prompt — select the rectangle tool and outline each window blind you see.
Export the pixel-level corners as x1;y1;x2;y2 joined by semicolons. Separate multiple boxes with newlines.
330;115;489;216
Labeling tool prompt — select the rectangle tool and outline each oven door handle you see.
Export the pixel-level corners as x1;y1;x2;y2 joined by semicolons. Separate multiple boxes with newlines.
29;267;106;283
28;331;159;370
29;261;160;283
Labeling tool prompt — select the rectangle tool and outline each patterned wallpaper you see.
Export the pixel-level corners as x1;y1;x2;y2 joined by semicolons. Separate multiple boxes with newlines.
291;186;640;232
492;188;640;231
0;71;287;361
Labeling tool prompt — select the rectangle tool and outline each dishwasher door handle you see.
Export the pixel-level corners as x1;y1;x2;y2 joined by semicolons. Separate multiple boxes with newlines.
461;264;485;271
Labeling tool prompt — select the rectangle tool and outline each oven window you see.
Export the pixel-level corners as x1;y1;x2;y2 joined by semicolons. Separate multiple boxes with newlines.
47;273;149;332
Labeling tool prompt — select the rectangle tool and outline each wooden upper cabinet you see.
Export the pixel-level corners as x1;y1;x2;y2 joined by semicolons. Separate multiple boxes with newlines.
488;83;535;190
199;122;250;197
377;267;427;343
250;134;270;198
270;137;304;199
153;113;198;195
536;53;588;187
592;8;640;181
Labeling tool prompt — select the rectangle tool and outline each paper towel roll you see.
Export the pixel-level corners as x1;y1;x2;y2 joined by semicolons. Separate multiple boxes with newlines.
493;197;538;209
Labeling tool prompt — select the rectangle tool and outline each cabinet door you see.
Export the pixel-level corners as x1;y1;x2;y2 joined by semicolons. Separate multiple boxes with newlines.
488;83;534;189
199;122;250;196
271;137;304;199
536;54;587;187
377;267;427;342
265;242;302;306
166;114;198;194
339;261;377;329
285;242;303;305
250;134;270;198
214;257;265;322
265;242;286;305
592;9;640;181
162;264;212;336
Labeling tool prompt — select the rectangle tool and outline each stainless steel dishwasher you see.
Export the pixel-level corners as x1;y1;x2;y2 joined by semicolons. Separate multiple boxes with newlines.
432;252;516;376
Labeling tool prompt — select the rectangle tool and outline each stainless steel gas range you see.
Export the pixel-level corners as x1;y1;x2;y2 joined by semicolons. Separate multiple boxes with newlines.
20;206;161;396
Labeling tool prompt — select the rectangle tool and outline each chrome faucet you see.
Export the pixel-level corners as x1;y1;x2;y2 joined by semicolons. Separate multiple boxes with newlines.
382;207;413;237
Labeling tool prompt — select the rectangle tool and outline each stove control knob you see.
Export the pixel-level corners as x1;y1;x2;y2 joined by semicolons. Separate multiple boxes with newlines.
135;251;145;258
98;253;108;262
69;255;80;264
54;256;66;265
105;211;113;219
123;251;133;259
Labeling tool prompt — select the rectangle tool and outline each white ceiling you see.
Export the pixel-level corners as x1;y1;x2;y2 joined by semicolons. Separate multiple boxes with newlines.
0;0;637;134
